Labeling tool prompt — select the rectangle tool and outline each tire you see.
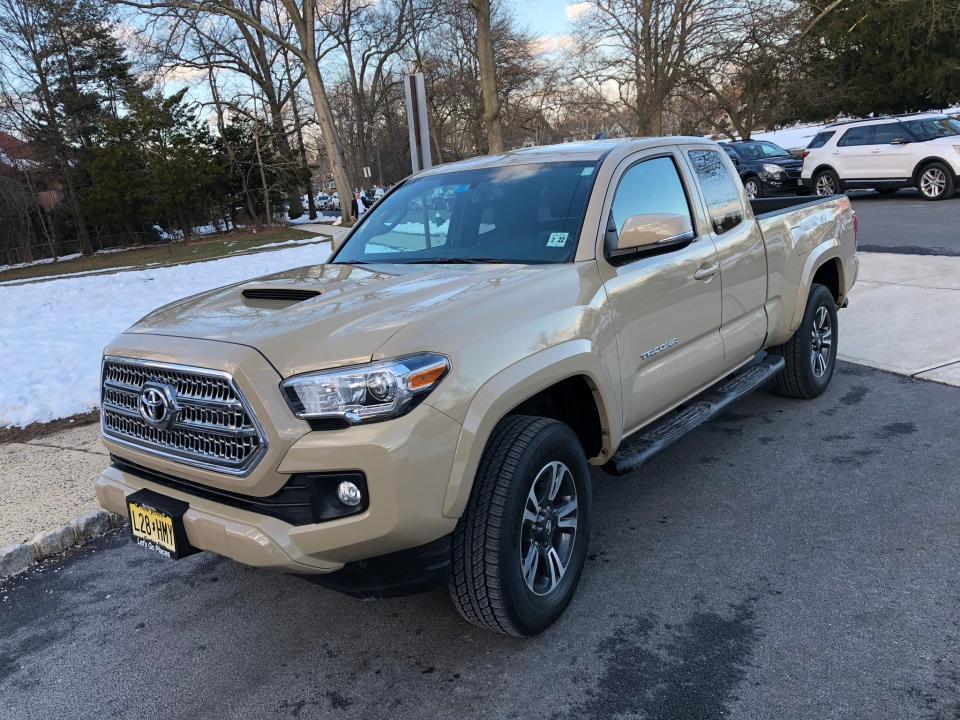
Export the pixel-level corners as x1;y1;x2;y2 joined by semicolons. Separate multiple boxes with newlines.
743;177;763;199
768;283;838;399
876;188;898;195
814;169;840;196
916;162;955;201
448;415;592;636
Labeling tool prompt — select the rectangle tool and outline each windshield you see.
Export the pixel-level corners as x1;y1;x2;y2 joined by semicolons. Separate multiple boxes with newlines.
333;161;598;265
732;141;792;159
901;117;960;141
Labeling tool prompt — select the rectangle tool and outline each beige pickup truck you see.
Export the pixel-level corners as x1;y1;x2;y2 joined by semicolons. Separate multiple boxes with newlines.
96;137;858;636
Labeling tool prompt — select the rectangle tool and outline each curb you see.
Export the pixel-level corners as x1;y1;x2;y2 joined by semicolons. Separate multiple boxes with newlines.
0;510;127;578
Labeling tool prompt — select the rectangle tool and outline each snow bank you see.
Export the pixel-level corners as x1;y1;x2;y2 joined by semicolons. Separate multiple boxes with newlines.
0;241;331;427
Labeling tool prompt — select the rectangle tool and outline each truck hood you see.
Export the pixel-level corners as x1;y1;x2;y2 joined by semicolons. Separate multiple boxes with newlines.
128;262;522;377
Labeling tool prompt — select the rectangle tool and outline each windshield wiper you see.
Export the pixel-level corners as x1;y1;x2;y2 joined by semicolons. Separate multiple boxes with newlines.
403;257;504;264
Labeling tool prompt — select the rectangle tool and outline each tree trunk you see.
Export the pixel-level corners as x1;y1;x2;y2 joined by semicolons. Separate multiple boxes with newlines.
304;62;354;223
469;0;504;154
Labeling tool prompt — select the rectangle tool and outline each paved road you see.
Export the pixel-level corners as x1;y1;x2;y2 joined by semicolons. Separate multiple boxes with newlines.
848;189;960;255
2;362;959;720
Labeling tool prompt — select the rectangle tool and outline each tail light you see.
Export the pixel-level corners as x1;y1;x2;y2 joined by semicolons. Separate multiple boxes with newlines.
802;150;810;159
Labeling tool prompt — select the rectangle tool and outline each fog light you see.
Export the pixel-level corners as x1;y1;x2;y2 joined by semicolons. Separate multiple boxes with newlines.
337;480;363;507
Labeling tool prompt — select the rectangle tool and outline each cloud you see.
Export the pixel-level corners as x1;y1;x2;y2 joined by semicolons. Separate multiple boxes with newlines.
565;1;592;21
530;34;575;55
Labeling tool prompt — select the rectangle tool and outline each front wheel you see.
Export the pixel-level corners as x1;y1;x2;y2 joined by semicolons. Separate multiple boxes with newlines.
917;162;955;200
744;177;763;199
448;415;592;636
768;283;838;399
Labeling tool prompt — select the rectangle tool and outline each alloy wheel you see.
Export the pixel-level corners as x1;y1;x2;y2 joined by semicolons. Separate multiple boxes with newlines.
519;460;578;597
815;174;835;196
810;305;833;378
920;168;947;199
744;180;759;199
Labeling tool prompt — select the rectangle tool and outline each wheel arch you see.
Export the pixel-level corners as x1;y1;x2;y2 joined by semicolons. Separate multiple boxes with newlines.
812;164;840;182
440;340;619;519
788;246;846;333
911;156;952;184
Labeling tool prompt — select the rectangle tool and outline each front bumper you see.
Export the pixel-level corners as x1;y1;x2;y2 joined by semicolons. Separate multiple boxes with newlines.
97;335;463;574
762;174;809;195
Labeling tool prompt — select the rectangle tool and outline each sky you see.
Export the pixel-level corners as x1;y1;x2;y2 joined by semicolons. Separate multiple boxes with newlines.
513;0;589;48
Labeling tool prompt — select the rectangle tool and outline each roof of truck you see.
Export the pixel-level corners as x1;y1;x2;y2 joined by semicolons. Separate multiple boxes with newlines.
417;136;710;176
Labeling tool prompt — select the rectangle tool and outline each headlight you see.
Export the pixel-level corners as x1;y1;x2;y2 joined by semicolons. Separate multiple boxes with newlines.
762;163;784;175
281;353;449;424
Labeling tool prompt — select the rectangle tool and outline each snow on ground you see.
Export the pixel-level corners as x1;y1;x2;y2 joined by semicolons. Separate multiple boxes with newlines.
0;253;83;274
0;241;331;427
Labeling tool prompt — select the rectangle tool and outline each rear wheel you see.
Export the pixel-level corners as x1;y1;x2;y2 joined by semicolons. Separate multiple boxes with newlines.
448;415;592;636
769;283;838;399
814;169;840;196
917;162;955;201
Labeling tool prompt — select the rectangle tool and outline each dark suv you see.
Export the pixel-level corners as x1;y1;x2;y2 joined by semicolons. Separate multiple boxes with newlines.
720;140;808;199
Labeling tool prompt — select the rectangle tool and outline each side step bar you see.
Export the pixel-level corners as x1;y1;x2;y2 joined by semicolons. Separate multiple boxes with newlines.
603;353;785;476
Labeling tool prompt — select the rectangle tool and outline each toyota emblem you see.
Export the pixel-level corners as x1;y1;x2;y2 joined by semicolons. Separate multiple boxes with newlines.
138;383;179;429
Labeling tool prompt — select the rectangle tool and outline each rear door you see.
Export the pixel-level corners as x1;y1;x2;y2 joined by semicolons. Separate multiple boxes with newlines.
595;148;725;433
833;125;876;179
683;147;768;366
869;122;915;179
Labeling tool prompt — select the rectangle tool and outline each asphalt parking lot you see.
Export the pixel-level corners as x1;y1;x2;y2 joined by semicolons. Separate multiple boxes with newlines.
848;189;960;255
2;362;959;720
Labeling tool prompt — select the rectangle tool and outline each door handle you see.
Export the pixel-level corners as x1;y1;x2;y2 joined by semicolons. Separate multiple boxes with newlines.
694;263;719;281
870;149;882;153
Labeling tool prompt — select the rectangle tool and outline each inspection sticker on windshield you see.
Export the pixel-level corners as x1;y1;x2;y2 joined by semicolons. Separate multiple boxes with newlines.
547;232;569;248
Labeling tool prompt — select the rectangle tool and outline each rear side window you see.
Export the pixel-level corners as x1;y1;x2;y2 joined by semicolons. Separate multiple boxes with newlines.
873;123;908;144
838;126;875;146
610;156;694;237
808;131;835;149
688;149;744;235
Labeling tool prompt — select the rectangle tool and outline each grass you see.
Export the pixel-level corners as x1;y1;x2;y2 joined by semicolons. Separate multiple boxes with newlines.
0;227;324;283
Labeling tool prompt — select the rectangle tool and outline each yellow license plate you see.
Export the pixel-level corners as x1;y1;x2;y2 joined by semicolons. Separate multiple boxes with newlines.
128;501;178;555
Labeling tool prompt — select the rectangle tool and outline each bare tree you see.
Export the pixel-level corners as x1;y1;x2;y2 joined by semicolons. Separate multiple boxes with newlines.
570;0;730;136
682;0;803;139
468;0;504;153
125;0;356;222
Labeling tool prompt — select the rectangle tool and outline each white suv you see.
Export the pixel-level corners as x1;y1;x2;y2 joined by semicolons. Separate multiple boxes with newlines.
800;113;960;200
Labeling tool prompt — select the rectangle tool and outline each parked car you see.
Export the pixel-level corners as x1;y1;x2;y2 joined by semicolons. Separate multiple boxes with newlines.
97;138;857;636
720;140;808;199
801;113;960;200
315;192;331;208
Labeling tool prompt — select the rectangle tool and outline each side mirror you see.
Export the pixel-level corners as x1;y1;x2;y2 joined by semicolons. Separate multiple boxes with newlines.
890;137;910;145
608;212;695;256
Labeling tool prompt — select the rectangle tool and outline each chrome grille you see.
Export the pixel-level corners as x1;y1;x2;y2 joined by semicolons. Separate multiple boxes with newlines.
100;357;267;475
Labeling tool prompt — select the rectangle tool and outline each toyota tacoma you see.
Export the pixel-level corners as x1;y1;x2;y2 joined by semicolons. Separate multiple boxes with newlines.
96;137;858;636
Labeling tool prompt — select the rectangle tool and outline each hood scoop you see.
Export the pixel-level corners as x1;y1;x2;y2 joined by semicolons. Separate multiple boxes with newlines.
242;287;320;303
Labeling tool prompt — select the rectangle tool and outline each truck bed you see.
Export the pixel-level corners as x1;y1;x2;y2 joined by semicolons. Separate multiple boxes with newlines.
749;194;836;219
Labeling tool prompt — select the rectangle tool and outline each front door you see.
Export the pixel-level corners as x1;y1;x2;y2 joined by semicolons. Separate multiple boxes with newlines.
595;151;725;433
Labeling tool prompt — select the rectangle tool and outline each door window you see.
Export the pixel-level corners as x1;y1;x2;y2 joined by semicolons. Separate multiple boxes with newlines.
688;149;744;235
872;123;907;144
609;156;694;238
838;126;875;146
